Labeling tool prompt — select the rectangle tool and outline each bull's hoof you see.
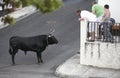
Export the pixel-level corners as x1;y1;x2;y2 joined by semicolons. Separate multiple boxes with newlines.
12;63;16;66
41;61;43;63
38;61;43;64
38;62;43;65
41;60;43;63
38;60;43;63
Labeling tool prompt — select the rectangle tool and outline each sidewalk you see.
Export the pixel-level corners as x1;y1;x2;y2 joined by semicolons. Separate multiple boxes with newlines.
55;54;120;78
0;6;37;29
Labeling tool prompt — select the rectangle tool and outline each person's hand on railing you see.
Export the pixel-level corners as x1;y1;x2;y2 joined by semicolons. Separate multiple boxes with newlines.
78;18;86;21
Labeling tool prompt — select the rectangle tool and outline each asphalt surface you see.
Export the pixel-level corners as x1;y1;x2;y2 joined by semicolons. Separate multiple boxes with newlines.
0;0;93;78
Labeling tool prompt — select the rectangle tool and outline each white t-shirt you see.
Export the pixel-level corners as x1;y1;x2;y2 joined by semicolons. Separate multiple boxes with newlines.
81;10;97;21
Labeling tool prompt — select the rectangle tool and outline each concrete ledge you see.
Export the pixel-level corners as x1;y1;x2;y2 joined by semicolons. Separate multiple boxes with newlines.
81;42;120;69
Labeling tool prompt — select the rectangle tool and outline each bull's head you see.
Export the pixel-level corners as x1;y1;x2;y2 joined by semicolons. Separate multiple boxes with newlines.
48;29;58;45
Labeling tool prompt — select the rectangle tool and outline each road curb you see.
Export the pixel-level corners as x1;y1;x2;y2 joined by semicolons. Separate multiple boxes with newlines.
55;54;85;78
55;53;119;78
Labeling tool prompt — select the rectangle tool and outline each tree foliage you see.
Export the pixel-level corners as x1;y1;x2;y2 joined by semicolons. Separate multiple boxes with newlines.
1;15;16;26
2;0;62;26
6;0;62;13
20;0;62;13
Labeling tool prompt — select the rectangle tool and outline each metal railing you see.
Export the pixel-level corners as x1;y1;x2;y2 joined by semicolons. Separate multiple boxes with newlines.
86;21;120;43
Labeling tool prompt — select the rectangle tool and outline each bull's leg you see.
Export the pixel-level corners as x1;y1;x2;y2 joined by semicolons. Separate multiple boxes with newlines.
9;46;16;65
36;52;40;63
36;52;43;64
39;53;43;63
24;51;27;55
12;55;15;65
11;49;18;65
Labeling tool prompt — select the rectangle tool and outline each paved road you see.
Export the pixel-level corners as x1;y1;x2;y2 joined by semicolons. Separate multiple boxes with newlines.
0;0;92;78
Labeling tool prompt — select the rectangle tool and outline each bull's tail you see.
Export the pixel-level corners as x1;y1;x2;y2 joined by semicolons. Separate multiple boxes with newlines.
9;46;13;55
24;51;27;55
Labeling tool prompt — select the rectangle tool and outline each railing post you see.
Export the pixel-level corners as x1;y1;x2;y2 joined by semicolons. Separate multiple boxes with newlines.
80;20;87;64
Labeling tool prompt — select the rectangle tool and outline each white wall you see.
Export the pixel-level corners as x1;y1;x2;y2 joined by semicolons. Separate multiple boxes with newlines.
80;21;120;69
98;0;120;22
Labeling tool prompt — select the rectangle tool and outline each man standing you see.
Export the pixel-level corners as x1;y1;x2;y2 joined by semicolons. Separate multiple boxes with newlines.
0;0;6;11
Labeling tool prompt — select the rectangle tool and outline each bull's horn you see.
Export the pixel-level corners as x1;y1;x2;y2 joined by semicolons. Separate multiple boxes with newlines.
50;29;55;35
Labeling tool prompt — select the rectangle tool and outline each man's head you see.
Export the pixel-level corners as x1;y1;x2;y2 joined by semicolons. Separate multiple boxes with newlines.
104;4;109;9
76;9;81;16
92;1;97;5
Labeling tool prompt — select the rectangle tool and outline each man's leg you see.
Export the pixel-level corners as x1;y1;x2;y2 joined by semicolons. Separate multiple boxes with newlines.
1;4;5;11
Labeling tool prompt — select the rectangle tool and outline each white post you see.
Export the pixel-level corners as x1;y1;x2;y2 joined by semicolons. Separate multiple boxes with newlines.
80;21;87;64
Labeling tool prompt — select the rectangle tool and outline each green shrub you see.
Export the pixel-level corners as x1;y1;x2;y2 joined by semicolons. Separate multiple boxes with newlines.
1;15;16;26
13;0;22;8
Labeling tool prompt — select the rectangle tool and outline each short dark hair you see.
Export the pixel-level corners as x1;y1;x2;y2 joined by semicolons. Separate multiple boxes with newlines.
76;9;81;13
104;4;109;9
92;1;97;5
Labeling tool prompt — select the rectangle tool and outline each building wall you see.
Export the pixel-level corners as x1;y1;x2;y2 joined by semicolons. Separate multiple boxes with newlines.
98;0;120;22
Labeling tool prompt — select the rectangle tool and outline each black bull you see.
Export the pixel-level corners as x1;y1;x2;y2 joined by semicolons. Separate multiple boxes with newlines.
9;34;58;64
